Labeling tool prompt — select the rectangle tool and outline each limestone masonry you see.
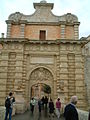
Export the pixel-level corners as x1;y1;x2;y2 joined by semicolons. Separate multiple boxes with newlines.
0;0;90;112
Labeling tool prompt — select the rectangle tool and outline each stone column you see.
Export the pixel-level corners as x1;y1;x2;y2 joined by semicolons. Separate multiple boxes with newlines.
74;24;79;40
61;24;66;39
7;23;12;38
20;24;25;38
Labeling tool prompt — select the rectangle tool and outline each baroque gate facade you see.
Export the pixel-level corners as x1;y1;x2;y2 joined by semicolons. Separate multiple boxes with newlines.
0;0;89;112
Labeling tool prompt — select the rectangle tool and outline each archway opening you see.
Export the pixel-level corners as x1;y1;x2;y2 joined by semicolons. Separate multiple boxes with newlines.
31;83;51;99
29;67;54;100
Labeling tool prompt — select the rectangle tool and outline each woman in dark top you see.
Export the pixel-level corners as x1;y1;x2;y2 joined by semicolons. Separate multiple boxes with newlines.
49;98;54;118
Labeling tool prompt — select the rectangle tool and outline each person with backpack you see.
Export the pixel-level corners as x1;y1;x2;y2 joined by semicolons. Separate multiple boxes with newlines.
5;92;15;120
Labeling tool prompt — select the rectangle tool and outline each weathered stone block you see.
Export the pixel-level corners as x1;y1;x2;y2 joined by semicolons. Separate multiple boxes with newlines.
0;106;6;120
77;109;89;120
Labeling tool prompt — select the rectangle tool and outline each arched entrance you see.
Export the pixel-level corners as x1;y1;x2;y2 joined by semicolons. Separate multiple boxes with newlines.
31;83;51;99
29;67;54;99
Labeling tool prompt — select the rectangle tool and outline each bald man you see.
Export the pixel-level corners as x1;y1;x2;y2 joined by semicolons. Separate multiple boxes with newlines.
64;96;79;120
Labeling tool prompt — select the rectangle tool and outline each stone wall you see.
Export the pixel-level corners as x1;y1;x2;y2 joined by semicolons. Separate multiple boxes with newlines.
78;109;89;120
83;39;90;109
0;106;5;120
0;39;88;112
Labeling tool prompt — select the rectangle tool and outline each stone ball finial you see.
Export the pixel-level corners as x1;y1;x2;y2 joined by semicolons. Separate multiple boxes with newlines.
40;0;47;3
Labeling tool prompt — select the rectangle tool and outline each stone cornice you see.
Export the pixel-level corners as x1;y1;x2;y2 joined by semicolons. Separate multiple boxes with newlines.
0;38;88;46
6;20;80;26
26;21;80;26
6;20;27;25
33;2;54;9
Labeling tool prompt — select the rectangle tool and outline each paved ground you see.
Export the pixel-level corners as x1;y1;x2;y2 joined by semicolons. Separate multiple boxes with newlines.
12;106;65;120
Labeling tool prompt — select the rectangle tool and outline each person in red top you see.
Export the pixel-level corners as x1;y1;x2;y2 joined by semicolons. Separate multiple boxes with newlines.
56;98;61;119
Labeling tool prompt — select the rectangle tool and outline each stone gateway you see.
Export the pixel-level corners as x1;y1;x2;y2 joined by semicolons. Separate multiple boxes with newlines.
0;0;89;113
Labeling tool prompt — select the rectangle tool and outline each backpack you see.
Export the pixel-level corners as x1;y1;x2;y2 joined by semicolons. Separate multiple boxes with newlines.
5;97;11;108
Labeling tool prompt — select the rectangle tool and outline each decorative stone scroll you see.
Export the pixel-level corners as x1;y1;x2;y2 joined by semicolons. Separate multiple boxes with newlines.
8;12;22;22
63;13;78;23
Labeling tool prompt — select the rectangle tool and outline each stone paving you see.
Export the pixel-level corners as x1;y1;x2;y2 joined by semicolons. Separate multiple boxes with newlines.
12;106;65;120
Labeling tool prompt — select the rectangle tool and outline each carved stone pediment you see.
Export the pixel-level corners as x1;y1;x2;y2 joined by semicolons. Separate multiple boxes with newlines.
8;12;23;22
60;13;78;23
7;2;79;24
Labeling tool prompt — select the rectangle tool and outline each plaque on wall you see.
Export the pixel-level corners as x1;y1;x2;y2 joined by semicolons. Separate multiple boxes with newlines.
30;56;54;64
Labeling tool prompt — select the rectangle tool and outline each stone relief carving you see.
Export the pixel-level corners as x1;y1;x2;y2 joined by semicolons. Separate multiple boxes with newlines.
9;12;22;22
30;67;53;81
59;80;64;91
85;47;89;55
17;81;22;90
28;45;58;52
66;13;74;23
61;13;78;23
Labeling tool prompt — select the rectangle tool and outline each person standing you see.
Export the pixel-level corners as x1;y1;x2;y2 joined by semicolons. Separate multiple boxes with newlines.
44;96;48;110
41;96;45;109
5;92;15;120
56;98;61;119
38;98;42;115
30;97;36;114
64;95;79;120
49;98;55;119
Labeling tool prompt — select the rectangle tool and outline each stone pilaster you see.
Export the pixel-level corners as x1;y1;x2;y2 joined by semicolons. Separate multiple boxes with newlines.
75;54;87;110
22;54;27;98
20;24;25;38
6;23;12;38
6;52;16;94
67;53;75;100
74;25;79;40
0;52;8;105
59;53;68;103
59;45;69;103
84;56;90;109
61;25;66;39
56;55;60;96
14;53;23;91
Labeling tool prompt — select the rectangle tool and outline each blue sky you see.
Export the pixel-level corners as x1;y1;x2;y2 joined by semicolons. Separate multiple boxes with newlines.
0;0;90;38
